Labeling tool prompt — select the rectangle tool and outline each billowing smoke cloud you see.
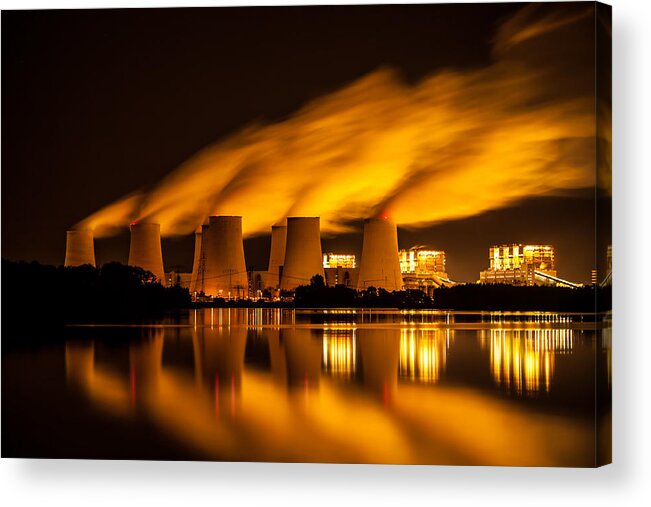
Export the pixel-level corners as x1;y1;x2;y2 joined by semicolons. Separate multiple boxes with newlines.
78;3;605;238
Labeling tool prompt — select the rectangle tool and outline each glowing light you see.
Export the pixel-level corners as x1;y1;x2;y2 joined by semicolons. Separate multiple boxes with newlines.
483;328;573;395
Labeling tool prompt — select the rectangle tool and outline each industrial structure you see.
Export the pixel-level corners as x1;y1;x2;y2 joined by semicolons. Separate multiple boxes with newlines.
64;213;591;299
322;252;358;288
64;229;96;267
479;244;578;287
280;217;324;290
399;247;453;295
267;224;287;288
189;225;206;294
201;216;248;299
356;217;403;292
128;222;165;282
323;253;356;269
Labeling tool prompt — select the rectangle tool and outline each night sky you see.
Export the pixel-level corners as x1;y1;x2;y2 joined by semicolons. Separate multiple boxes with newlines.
2;3;603;283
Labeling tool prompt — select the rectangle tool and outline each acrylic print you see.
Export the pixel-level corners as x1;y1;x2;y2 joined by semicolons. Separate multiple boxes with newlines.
2;2;611;466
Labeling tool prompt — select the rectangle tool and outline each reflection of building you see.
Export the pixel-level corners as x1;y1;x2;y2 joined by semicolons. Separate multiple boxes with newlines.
399;328;451;383
479;328;573;395
322;328;356;378
479;244;556;286
399;247;450;295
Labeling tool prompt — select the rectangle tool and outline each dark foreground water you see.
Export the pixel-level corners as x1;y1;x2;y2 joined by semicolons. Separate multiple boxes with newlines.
2;309;611;466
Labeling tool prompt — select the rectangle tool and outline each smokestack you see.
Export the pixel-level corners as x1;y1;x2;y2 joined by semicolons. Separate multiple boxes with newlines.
267;225;287;287
64;229;96;267
203;216;248;298
128;222;165;283
280;217;324;290
189;226;205;294
357;217;403;291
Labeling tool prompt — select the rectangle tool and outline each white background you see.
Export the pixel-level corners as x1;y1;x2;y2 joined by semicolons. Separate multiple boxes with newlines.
1;0;649;505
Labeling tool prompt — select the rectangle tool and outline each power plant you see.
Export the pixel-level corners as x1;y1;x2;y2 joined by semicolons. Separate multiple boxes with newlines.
202;216;248;298
64;215;584;298
280;217;324;291
128;222;166;282
64;229;96;267
356;217;403;292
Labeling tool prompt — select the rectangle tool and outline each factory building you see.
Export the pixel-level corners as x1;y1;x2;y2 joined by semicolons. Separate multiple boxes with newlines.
479;244;557;286
322;253;358;288
399;247;450;296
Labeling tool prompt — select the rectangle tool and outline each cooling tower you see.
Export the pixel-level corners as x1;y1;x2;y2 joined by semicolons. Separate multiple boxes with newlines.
280;217;324;290
128;222;165;283
202;216;248;298
267;225;287;287
64;229;96;267
189;226;205;294
357;217;403;291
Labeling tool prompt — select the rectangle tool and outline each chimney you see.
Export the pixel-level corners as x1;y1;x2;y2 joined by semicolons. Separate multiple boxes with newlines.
280;217;324;290
357;217;403;291
202;216;248;298
128;222;165;283
64;229;96;267
267;225;287;288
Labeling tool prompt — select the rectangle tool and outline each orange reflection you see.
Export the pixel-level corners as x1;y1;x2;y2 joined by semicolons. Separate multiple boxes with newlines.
399;328;452;383
64;310;595;466
482;328;573;395
322;328;356;378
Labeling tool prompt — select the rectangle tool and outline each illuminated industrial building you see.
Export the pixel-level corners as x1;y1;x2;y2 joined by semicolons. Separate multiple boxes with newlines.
322;252;358;288
399;247;452;296
479;244;559;286
399;247;447;277
323;253;356;269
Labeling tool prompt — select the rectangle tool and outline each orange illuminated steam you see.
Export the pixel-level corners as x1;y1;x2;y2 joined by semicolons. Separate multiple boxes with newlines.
77;4;606;239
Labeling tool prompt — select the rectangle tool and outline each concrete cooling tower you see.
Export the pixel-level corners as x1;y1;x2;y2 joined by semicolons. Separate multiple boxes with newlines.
357;217;403;292
202;216;248;298
267;225;287;287
189;225;205;294
128;222;165;283
64;229;96;267
280;217;324;290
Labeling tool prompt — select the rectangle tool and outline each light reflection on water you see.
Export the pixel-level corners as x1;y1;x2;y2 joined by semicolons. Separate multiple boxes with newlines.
479;328;573;396
57;308;609;466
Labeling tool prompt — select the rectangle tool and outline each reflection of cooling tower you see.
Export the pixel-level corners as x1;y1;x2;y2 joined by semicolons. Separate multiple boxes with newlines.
203;216;248;298
280;217;324;290
267;225;287;287
357;218;403;291
282;328;322;389
357;329;400;399
128;222;165;282
64;229;96;267
189;226;205;293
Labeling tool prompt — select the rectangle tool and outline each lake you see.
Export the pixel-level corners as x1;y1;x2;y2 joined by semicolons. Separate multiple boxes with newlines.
2;308;611;466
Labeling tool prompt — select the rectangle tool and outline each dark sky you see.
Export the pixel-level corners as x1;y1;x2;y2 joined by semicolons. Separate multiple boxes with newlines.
2;4;600;283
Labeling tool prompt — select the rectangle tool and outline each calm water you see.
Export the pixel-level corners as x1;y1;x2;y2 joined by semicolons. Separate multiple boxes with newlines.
2;309;611;466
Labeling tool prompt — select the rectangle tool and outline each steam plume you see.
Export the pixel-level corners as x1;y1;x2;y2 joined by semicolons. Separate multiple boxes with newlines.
78;4;604;238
